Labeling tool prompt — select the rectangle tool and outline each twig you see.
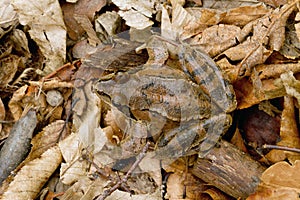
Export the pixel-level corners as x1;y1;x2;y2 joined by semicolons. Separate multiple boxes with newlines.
262;144;300;153
96;142;150;200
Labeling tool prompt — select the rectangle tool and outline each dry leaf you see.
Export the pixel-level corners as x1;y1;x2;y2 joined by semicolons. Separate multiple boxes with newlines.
24;120;65;164
222;3;295;78
11;0;67;75
0;98;5;133
193;24;240;57
202;0;260;10
95;11;121;37
248;161;300;200
112;0;154;30
281;71;300;104
1;146;62;200
0;0;18;39
0;55;20;87
221;4;269;26
59;133;88;185
73;14;101;46
265;96;300;163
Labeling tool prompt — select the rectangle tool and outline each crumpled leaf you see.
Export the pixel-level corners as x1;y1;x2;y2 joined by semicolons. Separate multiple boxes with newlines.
281;71;300;104
162;3;223;40
59;133;87;185
0;0;18;39
0;146;62;200
222;3;295;78
74;14;101;46
247;161;300;200
11;0;67;75
0;55;20;87
265;96;300;163
193;24;241;57
221;4;269;27
112;0;154;30
23;120;66;164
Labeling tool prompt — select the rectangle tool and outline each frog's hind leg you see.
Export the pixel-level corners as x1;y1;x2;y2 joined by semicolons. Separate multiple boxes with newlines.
198;114;232;158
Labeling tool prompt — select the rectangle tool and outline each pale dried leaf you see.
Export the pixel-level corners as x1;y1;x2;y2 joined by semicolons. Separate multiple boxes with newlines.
10;29;30;58
119;10;153;30
281;71;300;104
0;0;18;39
1;146;62;200
112;0;153;17
59;133;87;185
11;0;66;74
72;80;101;151
113;0;154;30
248;161;300;200
202;0;263;10
24;120;65;164
221;4;269;26
95;11;121;36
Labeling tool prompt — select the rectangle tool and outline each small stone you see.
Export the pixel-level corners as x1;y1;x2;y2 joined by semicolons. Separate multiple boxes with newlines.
46;90;63;107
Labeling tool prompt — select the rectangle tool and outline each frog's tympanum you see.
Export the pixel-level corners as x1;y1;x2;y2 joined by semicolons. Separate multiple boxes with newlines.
93;36;237;159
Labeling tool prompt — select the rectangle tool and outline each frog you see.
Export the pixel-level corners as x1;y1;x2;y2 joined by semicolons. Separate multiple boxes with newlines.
93;36;236;159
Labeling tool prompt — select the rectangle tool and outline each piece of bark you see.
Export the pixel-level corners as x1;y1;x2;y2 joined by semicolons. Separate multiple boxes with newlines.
192;140;266;199
0;109;37;184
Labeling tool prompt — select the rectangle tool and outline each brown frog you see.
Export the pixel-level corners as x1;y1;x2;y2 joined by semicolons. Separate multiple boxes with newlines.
93;36;236;159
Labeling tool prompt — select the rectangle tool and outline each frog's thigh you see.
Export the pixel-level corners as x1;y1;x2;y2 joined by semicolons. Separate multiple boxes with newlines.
155;124;199;159
198;113;232;157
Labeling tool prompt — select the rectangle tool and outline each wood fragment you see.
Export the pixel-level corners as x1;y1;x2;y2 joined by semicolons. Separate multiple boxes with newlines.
192;140;266;199
0;109;37;184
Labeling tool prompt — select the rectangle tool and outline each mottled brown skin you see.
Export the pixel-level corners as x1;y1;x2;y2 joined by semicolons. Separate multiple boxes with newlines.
93;36;236;158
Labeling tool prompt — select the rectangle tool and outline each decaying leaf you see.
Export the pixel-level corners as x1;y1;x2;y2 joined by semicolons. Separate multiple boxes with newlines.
248;161;300;200
265;96;300;163
0;55;20;87
23;120;66;164
0;146;62;200
11;0;67;75
74;14;101;46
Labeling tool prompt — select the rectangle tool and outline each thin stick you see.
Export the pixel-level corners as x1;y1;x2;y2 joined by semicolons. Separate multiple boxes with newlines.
262;144;300;153
96;142;150;200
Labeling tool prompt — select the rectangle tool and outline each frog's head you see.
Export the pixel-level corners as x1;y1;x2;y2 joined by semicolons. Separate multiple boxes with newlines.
93;72;132;109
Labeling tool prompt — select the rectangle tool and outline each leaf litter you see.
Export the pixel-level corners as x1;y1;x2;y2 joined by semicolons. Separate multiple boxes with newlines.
1;0;300;199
